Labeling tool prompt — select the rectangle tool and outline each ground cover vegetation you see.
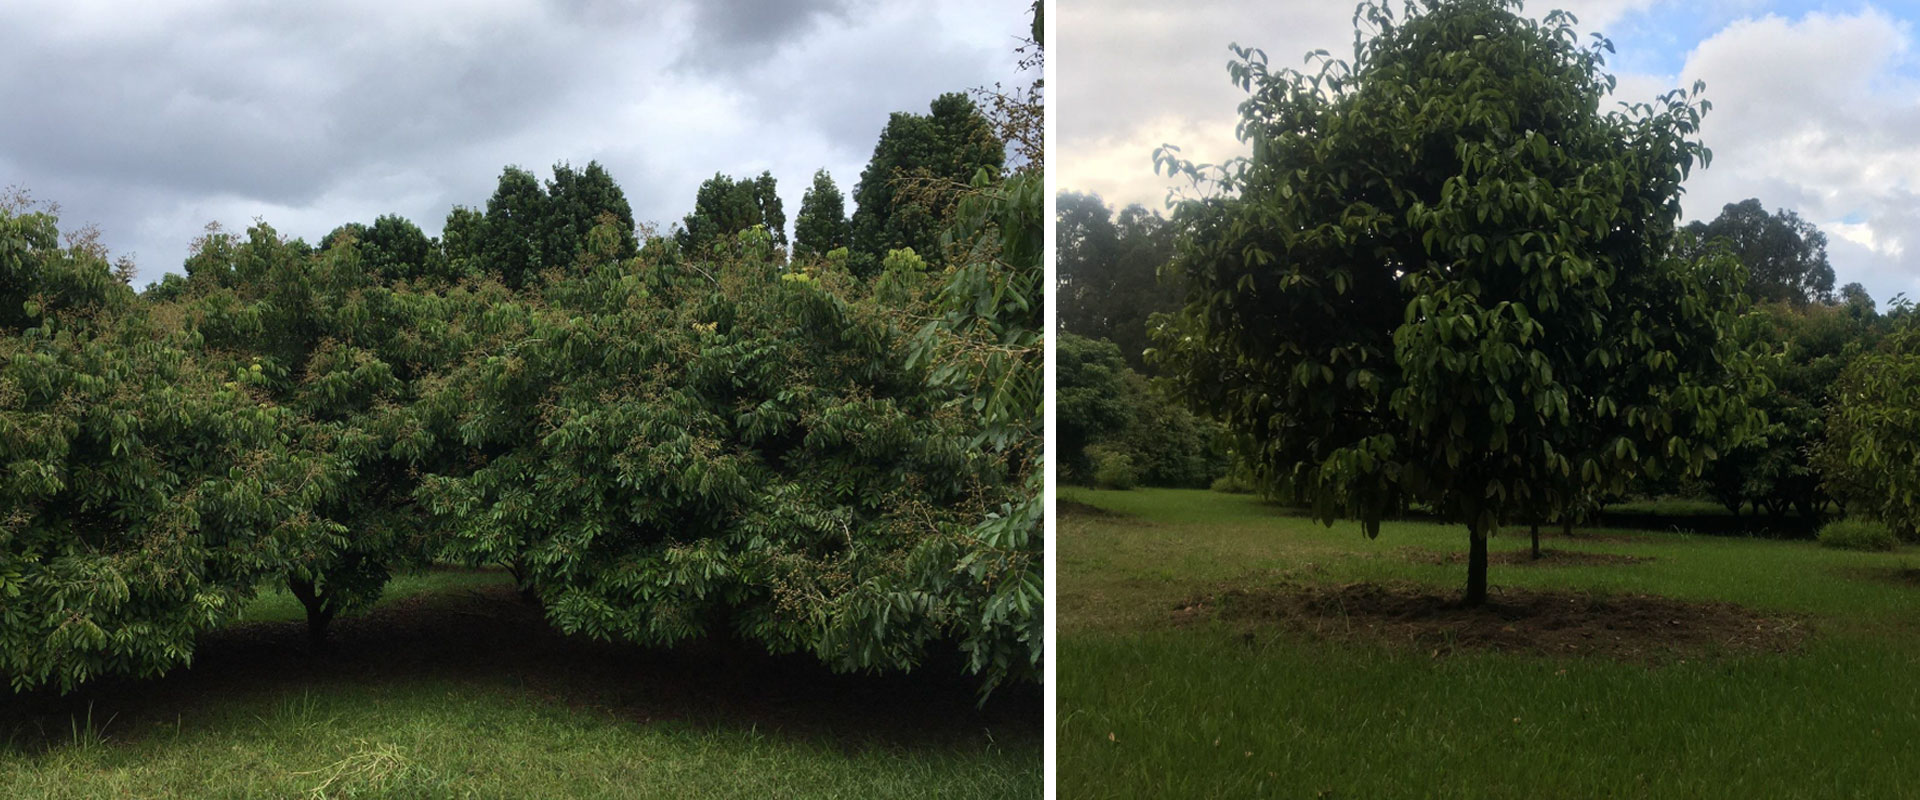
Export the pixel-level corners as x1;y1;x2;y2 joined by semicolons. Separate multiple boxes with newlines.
2;21;1041;717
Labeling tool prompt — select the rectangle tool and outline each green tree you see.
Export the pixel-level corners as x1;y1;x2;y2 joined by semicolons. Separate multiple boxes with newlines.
677;171;787;254
1816;314;1920;539
794;169;851;259
848;93;1004;276
1;201;337;691
1683;198;1835;307
1155;0;1758;605
1056;192;1181;371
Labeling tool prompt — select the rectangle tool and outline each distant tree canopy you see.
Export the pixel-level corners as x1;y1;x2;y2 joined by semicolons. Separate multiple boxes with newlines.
849;93;1005;275
1155;0;1759;604
1683;198;1835;307
1055;192;1180;371
445;162;638;290
794;169;851;259
677;171;787;254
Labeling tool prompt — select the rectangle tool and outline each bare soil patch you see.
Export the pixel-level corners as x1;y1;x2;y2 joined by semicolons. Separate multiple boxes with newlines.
1058;499;1123;517
1840;565;1920;587
1395;546;1654;567
1173;581;1807;661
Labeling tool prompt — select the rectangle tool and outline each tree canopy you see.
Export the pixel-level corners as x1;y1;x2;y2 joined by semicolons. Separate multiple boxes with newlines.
1155;0;1760;604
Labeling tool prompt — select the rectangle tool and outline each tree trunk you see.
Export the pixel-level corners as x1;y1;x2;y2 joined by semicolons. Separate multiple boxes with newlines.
1465;528;1489;607
287;577;337;648
1530;523;1541;560
1562;517;1573;538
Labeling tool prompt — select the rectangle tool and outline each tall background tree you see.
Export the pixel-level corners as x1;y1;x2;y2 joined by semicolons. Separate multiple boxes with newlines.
848;93;1005;276
794;169;851;259
1154;0;1760;604
1683;198;1836;306
676;171;787;254
1055;192;1180;371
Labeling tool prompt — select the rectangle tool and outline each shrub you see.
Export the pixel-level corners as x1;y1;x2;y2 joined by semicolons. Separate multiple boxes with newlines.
1211;473;1256;494
1089;445;1140;490
1817;518;1898;551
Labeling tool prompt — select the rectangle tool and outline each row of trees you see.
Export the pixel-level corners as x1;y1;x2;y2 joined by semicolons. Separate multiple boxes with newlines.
1121;0;1920;604
2;73;1040;693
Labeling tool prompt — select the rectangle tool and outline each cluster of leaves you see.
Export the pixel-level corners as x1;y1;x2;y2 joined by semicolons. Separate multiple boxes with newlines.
1152;0;1761;603
849;93;1006;277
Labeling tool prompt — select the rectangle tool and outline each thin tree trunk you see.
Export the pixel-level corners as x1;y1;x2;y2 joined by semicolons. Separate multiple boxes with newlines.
1530;523;1541;560
1562;516;1573;538
1465;528;1489;606
287;577;337;647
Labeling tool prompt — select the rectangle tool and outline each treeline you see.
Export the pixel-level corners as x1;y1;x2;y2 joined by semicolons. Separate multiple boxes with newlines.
1057;180;1920;541
1;85;1040;695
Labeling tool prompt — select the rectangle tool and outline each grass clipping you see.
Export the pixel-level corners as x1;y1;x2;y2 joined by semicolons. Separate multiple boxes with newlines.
1175;581;1808;662
296;741;426;799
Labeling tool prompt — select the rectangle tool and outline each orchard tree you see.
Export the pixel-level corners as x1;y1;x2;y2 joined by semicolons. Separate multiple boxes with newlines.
1155;0;1759;604
2;201;337;690
1683;198;1835;307
1056;192;1182;370
794;169;851;259
1817;315;1920;539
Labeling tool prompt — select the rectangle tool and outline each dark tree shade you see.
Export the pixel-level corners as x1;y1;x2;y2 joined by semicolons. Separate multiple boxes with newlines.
795;169;851;259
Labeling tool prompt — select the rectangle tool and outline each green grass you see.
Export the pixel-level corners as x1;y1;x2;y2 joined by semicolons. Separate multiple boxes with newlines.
4;569;1039;799
1059;487;1920;799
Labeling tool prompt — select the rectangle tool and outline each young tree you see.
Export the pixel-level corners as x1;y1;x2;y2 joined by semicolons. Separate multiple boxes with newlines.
1155;0;1758;604
1817;317;1920;539
794;169;851;259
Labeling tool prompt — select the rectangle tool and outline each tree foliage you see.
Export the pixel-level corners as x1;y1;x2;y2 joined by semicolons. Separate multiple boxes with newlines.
1056;192;1181;371
677;171;787;255
849;93;1005;276
1682;198;1835;307
794;169;851;260
1817;317;1920;540
1154;0;1759;603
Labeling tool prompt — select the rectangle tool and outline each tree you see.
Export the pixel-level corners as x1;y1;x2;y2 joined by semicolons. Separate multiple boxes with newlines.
1683;198;1835;306
1817;316;1920;539
848;93;1005;275
1056;192;1181;371
794;169;851;259
2;201;336;690
1155;0;1758;605
677;171;786;254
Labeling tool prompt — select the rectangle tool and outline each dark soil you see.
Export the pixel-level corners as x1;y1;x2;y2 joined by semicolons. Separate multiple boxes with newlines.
1;577;1037;754
1840;565;1920;587
1396;547;1654;567
1058;499;1123;517
1172;581;1807;661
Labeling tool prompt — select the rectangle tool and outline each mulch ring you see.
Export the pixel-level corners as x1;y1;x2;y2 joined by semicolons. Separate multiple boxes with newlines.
1172;581;1807;662
1395;546;1654;567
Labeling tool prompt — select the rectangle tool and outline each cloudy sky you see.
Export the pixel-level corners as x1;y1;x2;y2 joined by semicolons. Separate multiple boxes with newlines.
1060;0;1920;306
1;0;1032;286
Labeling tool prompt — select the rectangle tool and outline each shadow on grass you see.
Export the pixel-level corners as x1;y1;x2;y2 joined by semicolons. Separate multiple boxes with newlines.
2;580;1038;756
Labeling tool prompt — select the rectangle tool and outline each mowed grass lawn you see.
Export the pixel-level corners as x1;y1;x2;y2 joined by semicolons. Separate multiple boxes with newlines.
1059;488;1920;799
3;568;1039;799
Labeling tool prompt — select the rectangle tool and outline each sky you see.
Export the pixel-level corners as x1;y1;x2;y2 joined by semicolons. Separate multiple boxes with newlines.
1;0;1033;287
1059;0;1920;307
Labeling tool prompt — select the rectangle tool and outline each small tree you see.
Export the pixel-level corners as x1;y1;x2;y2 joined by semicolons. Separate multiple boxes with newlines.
1155;0;1758;604
1817;319;1920;540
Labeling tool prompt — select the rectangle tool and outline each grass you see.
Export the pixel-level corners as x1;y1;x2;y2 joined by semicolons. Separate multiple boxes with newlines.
3;568;1039;799
1059;487;1920;799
